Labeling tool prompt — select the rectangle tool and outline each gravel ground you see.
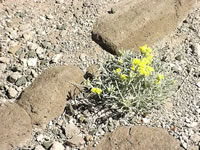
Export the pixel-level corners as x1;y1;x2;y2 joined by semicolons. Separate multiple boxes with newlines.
0;0;117;103
0;0;199;150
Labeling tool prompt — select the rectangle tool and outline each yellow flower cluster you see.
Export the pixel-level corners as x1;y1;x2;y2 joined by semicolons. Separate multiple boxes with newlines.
131;45;154;76
120;74;127;80
91;88;102;95
139;44;152;56
115;68;127;81
115;68;121;75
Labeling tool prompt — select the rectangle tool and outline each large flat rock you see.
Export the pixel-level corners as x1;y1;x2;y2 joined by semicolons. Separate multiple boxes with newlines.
87;126;183;150
17;65;84;127
0;102;32;150
92;0;196;55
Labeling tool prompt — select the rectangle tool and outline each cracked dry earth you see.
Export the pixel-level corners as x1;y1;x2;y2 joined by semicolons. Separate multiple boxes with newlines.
0;0;199;150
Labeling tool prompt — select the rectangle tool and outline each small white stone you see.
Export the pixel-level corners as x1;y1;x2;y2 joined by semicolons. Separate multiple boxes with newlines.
50;141;64;150
196;81;200;88
182;135;188;142
35;145;45;150
27;58;37;67
79;53;87;61
51;54;62;63
0;98;7;104
195;43;200;58
27;42;39;50
19;24;32;32
9;72;22;82
31;69;38;78
64;124;80;138
36;134;44;142
187;122;198;128
36;47;44;55
0;63;7;72
142;118;150;124
8;87;18;98
23;31;35;41
9;41;19;47
185;118;191;123
46;14;54;19
181;141;187;149
0;57;10;64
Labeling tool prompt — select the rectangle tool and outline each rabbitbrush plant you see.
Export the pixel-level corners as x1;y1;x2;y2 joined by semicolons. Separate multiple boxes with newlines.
85;45;175;114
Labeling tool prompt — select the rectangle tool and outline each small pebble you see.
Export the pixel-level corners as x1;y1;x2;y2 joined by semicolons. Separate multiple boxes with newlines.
7;87;18;98
27;58;38;67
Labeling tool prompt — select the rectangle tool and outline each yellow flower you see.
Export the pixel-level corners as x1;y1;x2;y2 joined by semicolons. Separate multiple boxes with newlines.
146;47;152;53
132;58;141;65
131;65;135;71
139;44;148;54
139;45;152;55
120;74;127;80
115;68;121;75
138;65;154;76
141;57;151;65
91;88;102;95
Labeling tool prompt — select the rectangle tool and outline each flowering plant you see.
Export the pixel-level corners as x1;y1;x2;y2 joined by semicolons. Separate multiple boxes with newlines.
85;45;175;114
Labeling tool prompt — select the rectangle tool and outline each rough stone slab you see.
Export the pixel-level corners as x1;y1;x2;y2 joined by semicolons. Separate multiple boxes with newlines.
0;102;32;150
92;0;196;55
87;126;183;150
17;65;84;127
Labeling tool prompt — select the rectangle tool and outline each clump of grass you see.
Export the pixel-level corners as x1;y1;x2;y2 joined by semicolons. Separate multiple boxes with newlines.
85;45;175;114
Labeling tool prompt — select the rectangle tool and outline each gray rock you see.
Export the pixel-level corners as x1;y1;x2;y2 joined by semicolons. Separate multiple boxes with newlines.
175;55;182;61
43;141;53;149
41;41;51;49
27;50;37;58
16;76;27;86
